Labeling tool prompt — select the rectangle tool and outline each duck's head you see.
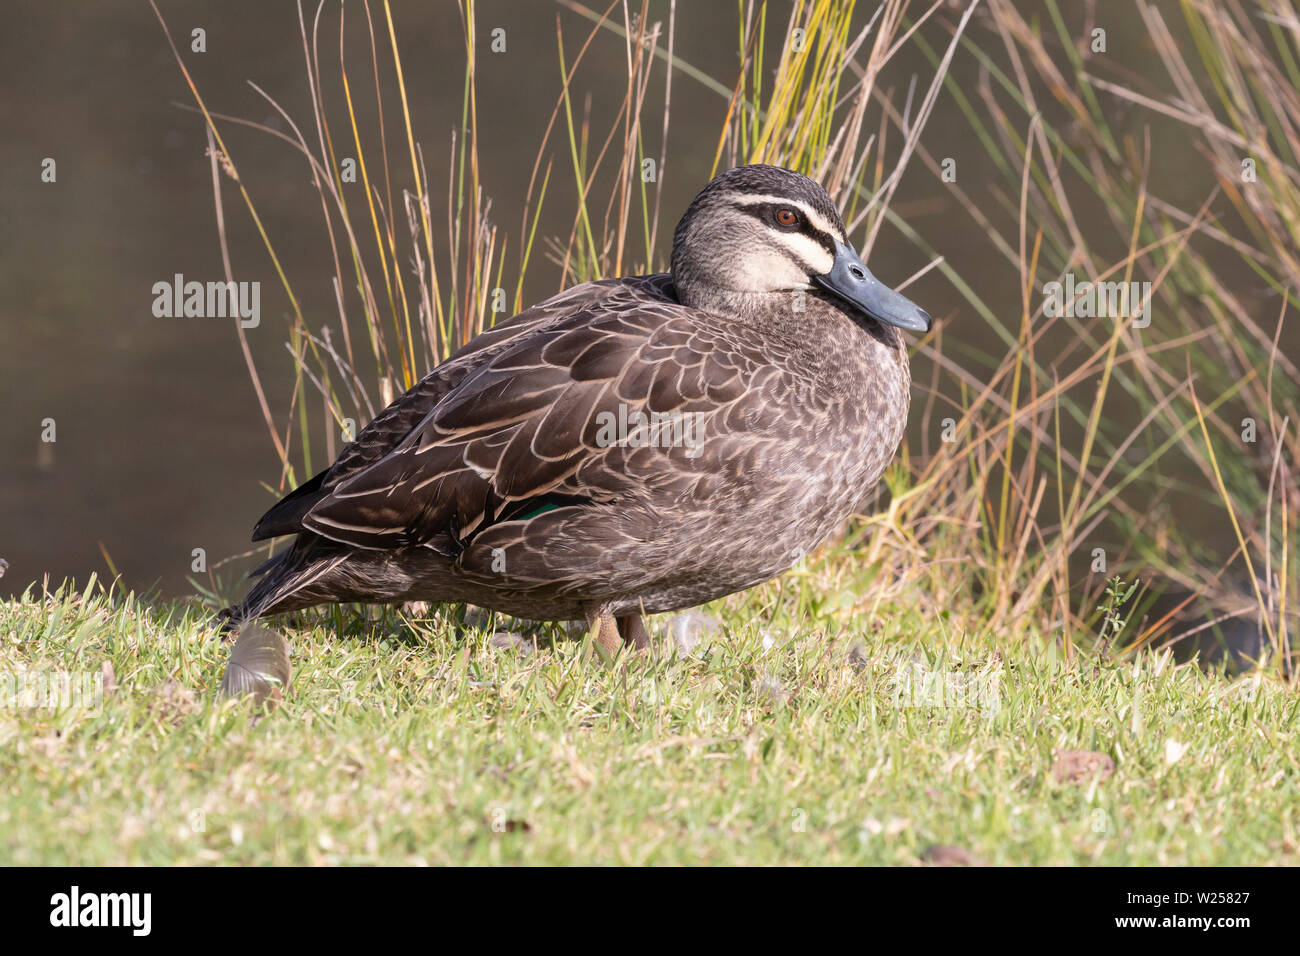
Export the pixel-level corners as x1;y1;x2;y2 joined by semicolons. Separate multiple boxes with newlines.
670;164;930;333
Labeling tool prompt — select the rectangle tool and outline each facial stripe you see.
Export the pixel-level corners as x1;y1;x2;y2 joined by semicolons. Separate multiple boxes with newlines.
729;194;845;244
729;199;839;262
771;232;836;276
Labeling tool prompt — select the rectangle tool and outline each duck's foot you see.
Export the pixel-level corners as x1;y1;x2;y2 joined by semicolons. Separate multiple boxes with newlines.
617;614;650;651
586;608;620;656
585;606;650;655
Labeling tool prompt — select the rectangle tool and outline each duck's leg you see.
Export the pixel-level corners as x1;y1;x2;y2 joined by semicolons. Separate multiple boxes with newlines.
585;605;623;656
617;614;651;650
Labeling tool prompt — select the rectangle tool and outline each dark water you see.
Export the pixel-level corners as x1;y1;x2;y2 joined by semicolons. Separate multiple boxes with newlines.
0;1;1284;602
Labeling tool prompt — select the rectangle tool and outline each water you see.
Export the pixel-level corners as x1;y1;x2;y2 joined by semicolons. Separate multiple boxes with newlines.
0;1;1287;603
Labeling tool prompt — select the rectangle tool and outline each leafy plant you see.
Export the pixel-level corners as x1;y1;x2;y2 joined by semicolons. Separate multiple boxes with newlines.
155;0;1296;678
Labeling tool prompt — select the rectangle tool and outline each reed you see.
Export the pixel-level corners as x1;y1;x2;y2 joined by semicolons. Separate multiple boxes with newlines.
159;0;1296;677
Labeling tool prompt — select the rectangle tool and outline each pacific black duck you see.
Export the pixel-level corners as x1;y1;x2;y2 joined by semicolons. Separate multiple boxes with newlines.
222;164;930;653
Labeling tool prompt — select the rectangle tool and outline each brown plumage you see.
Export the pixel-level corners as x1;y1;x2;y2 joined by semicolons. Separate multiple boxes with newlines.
222;165;930;652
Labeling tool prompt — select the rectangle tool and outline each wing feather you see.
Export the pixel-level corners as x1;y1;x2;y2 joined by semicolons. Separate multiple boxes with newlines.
255;273;806;559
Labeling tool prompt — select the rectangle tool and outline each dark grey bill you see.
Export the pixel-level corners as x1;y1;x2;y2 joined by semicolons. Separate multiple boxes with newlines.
812;240;931;333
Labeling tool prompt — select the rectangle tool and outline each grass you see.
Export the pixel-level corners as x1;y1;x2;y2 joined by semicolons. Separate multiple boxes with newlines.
2;576;1296;865
7;0;1291;865
149;0;1297;669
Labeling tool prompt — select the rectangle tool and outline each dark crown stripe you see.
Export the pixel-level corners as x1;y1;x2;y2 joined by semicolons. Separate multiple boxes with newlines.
731;201;837;255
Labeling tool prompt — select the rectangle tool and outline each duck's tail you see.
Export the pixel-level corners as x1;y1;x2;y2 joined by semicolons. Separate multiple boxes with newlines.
218;538;349;631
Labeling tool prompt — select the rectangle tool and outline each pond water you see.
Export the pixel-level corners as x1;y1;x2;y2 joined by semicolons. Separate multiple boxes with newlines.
0;1;1289;605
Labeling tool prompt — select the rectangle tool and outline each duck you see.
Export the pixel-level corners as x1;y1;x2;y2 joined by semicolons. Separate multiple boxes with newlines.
221;164;930;653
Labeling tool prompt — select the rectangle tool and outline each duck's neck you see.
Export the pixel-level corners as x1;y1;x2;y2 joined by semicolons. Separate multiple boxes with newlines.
673;281;907;384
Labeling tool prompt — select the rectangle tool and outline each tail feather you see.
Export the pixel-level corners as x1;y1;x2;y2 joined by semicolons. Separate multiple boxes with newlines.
251;468;329;541
220;541;349;628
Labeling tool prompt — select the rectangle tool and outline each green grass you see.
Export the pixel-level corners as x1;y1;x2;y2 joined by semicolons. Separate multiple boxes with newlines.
29;1;1284;867
3;578;1296;865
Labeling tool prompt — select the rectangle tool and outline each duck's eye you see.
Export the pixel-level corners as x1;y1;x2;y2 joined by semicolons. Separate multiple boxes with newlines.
775;208;799;227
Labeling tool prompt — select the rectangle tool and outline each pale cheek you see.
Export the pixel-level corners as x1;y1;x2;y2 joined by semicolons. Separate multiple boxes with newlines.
731;251;811;292
805;247;835;275
774;233;835;276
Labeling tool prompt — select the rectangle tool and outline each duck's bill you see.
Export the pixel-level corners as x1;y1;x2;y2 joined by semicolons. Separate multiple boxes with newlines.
812;240;931;333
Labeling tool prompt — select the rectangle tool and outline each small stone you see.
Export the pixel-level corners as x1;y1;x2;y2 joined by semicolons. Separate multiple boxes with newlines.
1051;749;1115;784
922;845;987;866
148;679;198;722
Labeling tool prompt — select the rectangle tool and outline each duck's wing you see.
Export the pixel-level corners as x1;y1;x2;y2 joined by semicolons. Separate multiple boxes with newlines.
250;278;644;541
283;279;797;556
